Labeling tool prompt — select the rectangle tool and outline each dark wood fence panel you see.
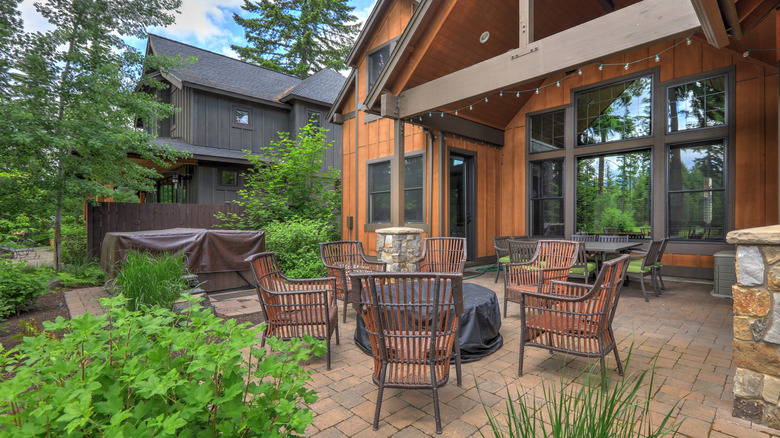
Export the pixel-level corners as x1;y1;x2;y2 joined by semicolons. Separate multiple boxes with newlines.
87;203;245;260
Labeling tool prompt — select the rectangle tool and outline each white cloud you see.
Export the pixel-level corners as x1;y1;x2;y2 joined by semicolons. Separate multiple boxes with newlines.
149;0;244;44
19;0;54;33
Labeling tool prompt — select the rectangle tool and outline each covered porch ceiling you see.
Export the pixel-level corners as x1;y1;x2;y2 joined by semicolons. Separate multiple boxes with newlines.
372;0;780;131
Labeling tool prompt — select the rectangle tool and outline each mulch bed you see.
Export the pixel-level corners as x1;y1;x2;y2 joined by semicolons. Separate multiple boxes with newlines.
0;291;70;350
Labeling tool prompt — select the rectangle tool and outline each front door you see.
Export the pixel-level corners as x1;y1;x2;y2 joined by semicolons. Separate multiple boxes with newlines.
449;152;475;262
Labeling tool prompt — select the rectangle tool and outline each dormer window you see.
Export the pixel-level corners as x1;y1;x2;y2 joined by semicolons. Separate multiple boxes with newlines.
233;106;251;128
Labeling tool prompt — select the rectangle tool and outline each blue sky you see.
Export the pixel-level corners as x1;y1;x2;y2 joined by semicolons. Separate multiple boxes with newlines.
19;0;377;60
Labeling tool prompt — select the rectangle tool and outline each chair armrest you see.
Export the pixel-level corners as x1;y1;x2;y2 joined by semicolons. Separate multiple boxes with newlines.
516;281;601;303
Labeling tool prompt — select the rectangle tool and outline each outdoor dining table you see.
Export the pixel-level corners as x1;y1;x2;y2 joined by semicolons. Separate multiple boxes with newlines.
353;282;503;363
583;241;642;268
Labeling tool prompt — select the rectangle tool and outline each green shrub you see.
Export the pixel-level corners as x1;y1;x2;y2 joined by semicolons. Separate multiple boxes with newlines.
265;218;338;279
109;252;189;311
56;255;105;287
599;207;636;232
0;295;323;436
0;259;49;320
61;217;88;265
483;355;684;438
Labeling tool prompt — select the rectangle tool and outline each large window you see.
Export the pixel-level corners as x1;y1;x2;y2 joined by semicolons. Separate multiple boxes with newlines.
368;155;424;223
667;141;725;241
576;75;652;145
530;160;564;237
668;76;726;132
530;110;565;153
576;150;651;236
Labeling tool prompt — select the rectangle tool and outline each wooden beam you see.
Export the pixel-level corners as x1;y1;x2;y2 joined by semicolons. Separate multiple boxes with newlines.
381;94;399;118
718;0;742;38
596;0;615;13
738;0;780;33
691;0;730;48
519;0;533;49
418;112;505;146
390;119;405;227
397;0;700;118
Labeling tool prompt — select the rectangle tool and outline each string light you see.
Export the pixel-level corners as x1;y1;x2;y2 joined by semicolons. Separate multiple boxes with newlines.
578;69;582;75
440;112;444;117
455;110;458;115
500;91;503;97
598;64;603;71
429;112;432;117
655;54;660;62
484;97;488;102
686;37;691;45
535;88;539;94
516;91;520;97
624;63;629;70
469;105;472;110
556;81;560;87
743;50;750;58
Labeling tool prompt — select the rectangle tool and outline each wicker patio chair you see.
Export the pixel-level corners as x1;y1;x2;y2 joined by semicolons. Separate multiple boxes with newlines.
569;243;597;284
654;238;669;291
570;234;597;242
626;240;663;302
246;252;339;370
493;236;512;283
517;254;631;377
417;237;467;274
320;241;387;322
507;239;537;264
350;272;464;434
504;240;579;317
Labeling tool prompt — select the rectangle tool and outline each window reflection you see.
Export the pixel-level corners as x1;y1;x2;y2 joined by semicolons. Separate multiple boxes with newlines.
668;76;725;132
577;76;652;145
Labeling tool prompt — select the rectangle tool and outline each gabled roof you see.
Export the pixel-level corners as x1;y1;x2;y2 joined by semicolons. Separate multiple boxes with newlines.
147;34;343;107
278;68;346;105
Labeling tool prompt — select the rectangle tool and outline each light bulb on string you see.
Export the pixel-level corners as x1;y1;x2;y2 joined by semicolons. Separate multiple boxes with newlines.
469;105;472;110
655;54;660;62
686;37;691;45
743;50;750;58
624;63;629;70
455;110;458;115
500;91;503;97
578;69;582;75
535;88;539;94
516;91;519;97
598;64;603;71
440;112;444;117
484;97;488;103
429;112;432;117
556;81;560;87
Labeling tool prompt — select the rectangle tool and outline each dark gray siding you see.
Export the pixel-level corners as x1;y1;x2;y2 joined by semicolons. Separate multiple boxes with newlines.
191;89;289;153
193;164;249;204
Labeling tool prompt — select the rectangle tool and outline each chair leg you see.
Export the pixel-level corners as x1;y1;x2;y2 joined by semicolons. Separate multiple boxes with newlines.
454;332;462;387
494;262;501;283
612;346;624;376
373;365;387;431
651;271;661;297
335;322;340;345
518;336;526;377
326;337;331;370
638;274;649;302
432;385;442;434
657;267;666;290
343;296;348;323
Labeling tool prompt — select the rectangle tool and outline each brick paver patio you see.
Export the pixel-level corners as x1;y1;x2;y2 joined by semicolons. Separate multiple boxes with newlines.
63;273;780;437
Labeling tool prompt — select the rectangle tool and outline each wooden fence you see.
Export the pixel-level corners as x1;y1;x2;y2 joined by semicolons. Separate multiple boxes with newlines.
86;202;246;260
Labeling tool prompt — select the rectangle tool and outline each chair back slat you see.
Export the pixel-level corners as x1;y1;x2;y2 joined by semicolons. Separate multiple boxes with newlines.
418;237;466;274
352;272;463;387
571;234;597;242
599;235;629;243
507;240;537;263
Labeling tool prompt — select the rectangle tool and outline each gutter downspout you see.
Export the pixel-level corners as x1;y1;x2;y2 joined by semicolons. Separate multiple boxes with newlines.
354;72;360;242
423;128;434;235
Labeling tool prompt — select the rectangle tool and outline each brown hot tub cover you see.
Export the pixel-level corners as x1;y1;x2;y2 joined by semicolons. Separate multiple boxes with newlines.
101;228;265;278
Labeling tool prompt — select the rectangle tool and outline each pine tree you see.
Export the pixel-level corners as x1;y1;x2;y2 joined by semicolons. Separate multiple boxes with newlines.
231;0;359;78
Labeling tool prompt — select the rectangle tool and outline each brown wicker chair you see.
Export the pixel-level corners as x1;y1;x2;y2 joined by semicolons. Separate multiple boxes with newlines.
504;240;579;317
517;254;631;377
246;252;339;370
417;237;467;274
493;236;512;283
507;239;537;264
350;272;463;434
320;241;387;322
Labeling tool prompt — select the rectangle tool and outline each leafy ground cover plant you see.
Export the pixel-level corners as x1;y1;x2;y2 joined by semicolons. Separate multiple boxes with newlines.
482;354;685;438
56;253;104;287
109;251;190;311
0;294;324;437
0;259;49;320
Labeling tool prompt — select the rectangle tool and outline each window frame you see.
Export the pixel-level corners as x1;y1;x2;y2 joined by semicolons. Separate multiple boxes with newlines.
232;105;252;129
365;150;426;227
665;74;728;135
574;73;655;148
529;158;565;238
307;109;322;128
366;38;399;94
217;169;240;190
665;138;727;242
529;109;566;154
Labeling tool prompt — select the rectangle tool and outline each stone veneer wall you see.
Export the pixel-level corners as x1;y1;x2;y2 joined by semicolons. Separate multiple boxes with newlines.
375;227;423;272
727;225;780;428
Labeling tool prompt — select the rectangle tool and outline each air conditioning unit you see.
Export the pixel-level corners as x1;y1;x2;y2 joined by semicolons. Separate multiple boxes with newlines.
712;250;736;298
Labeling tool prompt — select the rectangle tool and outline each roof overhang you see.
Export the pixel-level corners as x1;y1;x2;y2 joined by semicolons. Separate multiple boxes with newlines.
345;0;395;67
327;69;356;124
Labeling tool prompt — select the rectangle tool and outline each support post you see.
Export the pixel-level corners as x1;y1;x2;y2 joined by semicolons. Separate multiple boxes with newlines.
391;119;405;227
519;0;533;49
